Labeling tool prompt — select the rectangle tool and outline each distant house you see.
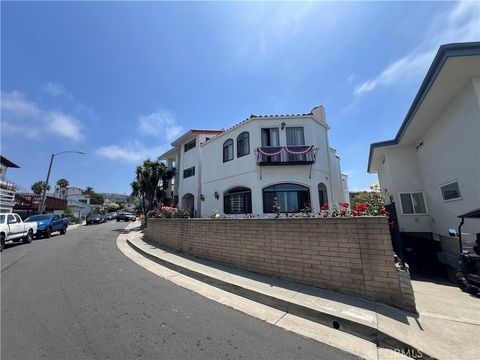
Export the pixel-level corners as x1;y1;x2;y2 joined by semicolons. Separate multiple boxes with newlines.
0;155;20;213
14;193;67;218
54;186;92;218
368;42;480;274
160;106;349;217
123;203;136;212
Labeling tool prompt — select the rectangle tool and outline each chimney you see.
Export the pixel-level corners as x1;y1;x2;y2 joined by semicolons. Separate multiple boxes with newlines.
311;105;327;124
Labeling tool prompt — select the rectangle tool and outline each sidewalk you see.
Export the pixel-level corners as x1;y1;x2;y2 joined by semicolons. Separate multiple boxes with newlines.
67;222;85;231
119;223;480;360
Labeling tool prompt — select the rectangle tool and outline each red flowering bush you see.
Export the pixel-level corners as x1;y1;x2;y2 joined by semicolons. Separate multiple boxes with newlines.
317;184;391;220
319;202;351;217
351;184;387;216
157;206;191;219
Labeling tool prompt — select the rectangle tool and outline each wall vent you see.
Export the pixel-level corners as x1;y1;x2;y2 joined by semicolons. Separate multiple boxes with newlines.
415;140;424;151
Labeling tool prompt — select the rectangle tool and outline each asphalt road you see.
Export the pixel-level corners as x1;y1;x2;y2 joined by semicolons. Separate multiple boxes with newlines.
1;221;357;360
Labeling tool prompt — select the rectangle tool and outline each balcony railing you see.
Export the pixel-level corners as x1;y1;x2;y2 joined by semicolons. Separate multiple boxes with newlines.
255;146;317;165
0;178;18;191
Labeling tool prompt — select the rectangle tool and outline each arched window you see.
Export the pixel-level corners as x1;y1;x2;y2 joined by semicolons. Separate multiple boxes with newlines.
237;132;250;158
223;139;234;162
224;187;252;214
263;183;310;213
318;183;328;207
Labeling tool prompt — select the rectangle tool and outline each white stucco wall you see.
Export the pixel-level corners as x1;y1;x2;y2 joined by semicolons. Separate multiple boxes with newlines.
378;78;480;238
341;174;349;204
200;116;347;216
415;78;480;238
177;136;201;214
382;147;433;233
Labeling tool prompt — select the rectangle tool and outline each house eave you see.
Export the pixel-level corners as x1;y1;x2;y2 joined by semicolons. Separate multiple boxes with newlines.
159;147;179;160
367;42;480;173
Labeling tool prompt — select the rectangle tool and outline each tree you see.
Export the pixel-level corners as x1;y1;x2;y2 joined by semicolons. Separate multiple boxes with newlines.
31;181;50;195
89;193;104;205
56;178;69;188
84;186;104;205
131;159;174;228
107;203;121;212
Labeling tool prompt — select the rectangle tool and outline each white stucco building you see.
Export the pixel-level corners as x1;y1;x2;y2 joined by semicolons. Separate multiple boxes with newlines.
160;106;349;217
54;186;92;218
368;42;480;272
0;155;20;213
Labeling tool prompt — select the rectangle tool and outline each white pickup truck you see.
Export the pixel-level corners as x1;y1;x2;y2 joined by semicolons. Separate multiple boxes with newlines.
0;213;38;252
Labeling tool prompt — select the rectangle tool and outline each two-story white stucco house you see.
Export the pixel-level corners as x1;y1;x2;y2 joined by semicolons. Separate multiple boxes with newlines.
160;106;349;217
368;42;480;274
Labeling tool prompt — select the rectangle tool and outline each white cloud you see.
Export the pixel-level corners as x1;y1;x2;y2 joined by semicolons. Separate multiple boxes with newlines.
354;50;436;97
95;141;168;163
97;109;183;164
43;82;71;98
48;112;83;141
1;122;41;139
353;1;480;97
1;90;84;142
138;110;183;141
1;91;40;117
234;2;328;62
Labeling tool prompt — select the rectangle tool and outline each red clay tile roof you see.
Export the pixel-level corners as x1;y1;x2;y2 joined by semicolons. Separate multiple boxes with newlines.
191;129;224;133
250;113;312;118
202;113;314;145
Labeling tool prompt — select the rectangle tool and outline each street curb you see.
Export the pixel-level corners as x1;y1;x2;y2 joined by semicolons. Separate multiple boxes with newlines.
126;237;435;360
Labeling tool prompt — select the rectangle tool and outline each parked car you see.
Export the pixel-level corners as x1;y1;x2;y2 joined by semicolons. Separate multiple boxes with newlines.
86;215;103;225
0;213;38;251
105;213;115;221
116;212;136;222
25;213;69;238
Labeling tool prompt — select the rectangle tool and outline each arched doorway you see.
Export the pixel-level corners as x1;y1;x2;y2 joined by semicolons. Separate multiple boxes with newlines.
318;183;328;208
182;193;195;217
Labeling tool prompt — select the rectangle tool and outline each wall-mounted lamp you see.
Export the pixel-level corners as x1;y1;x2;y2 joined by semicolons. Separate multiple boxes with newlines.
281;122;286;130
214;191;219;199
200;194;205;201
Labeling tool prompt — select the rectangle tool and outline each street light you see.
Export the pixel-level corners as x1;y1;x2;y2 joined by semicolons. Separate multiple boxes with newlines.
38;151;85;214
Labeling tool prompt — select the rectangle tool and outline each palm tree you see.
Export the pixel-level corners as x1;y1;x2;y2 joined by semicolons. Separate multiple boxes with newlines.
131;159;174;228
56;178;69;188
31;181;50;195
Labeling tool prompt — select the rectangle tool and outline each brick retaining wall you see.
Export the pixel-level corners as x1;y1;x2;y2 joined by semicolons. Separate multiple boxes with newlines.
145;217;416;311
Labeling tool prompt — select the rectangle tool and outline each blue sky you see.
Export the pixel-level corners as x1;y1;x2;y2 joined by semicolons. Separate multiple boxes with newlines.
1;1;479;194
